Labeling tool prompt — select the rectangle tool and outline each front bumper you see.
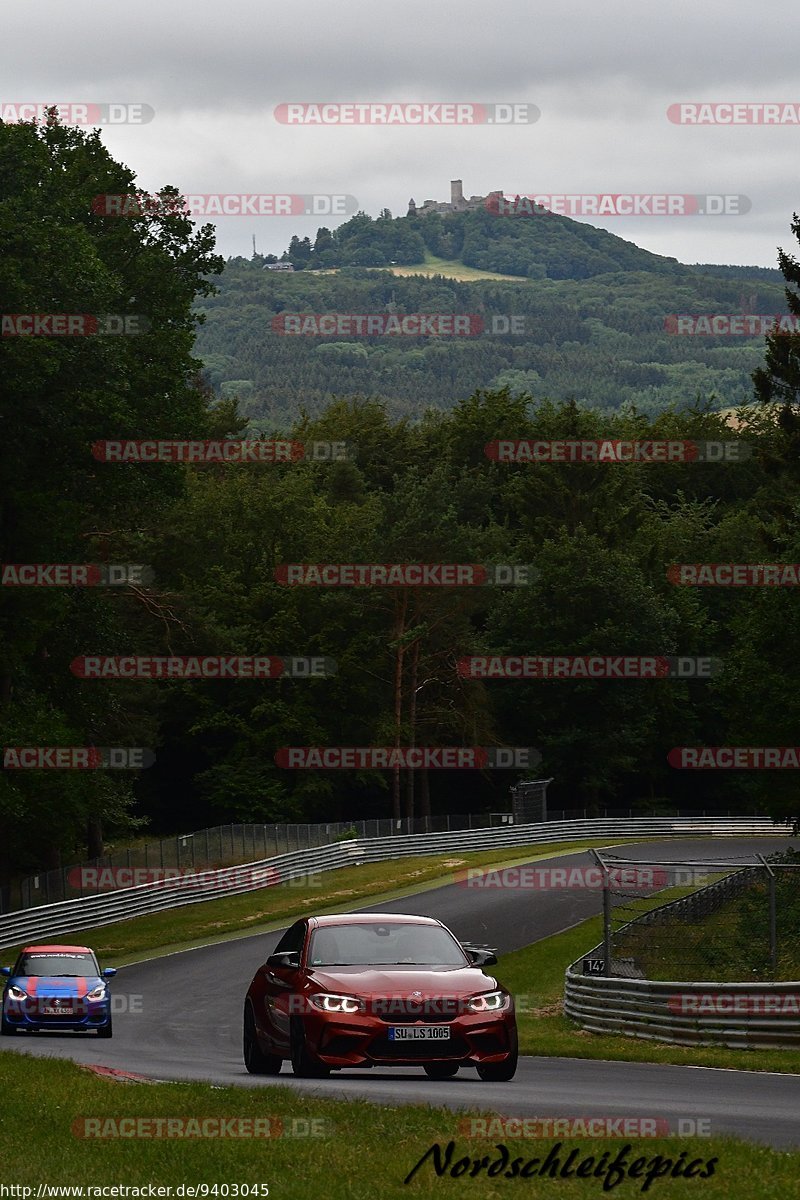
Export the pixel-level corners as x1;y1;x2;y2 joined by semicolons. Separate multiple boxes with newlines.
305;1009;516;1067
3;1000;111;1032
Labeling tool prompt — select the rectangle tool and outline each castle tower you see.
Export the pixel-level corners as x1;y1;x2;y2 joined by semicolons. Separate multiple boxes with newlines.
408;198;417;215
450;179;464;209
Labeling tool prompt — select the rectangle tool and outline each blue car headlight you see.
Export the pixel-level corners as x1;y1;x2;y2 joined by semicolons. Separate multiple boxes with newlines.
86;985;107;1002
7;986;27;1002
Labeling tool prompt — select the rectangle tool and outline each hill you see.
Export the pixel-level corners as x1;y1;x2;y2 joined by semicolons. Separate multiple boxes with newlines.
194;206;786;424
257;203;683;280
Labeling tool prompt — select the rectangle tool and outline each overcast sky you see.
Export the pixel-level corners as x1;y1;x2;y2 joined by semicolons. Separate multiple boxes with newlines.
5;0;799;268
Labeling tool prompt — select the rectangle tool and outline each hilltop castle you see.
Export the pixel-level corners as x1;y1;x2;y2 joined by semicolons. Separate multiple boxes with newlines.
408;179;503;217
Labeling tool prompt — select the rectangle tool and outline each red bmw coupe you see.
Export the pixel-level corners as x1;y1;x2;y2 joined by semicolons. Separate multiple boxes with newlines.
243;912;517;1080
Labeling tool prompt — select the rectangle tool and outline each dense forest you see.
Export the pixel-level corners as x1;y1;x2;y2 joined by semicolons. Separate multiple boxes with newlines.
3;118;800;882
195;208;788;423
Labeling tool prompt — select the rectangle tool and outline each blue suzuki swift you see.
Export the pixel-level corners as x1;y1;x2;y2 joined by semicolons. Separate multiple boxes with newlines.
1;944;116;1036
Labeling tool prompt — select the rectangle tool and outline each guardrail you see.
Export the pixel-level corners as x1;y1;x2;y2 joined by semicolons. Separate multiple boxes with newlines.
564;965;800;1049
0;815;790;952
565;838;800;1049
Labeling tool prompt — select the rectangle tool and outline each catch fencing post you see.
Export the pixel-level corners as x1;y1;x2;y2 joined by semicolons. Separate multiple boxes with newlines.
592;849;613;977
758;855;778;975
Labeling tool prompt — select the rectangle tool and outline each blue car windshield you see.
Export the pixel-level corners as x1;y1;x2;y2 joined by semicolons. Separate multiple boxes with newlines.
14;953;98;976
308;923;468;967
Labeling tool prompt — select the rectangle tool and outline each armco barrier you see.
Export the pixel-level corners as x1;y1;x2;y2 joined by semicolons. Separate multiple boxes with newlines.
0;816;790;952
565;840;800;1049
564;964;800;1050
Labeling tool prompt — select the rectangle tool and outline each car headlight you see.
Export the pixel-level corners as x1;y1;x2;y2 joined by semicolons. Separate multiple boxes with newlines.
465;990;507;1013
86;985;107;1002
307;993;365;1014
7;986;27;1002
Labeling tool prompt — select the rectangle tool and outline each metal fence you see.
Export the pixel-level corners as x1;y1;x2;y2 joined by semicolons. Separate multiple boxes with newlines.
15;813;503;913
12;806;770;913
0;815;790;953
588;849;800;982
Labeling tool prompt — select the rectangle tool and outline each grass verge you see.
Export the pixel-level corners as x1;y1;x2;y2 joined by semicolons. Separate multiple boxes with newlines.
495;916;800;1073
0;1052;796;1198
0;839;644;965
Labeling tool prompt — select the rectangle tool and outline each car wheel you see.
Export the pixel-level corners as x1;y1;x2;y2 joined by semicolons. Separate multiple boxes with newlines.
290;1017;330;1078
96;1017;113;1039
0;1013;17;1036
423;1062;460;1079
243;1003;281;1075
476;1030;518;1082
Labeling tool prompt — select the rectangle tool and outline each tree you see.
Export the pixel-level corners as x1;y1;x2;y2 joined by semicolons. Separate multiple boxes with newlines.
753;213;800;445
0;113;223;874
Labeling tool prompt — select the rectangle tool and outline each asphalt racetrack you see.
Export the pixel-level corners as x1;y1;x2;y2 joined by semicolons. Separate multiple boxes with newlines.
5;836;800;1148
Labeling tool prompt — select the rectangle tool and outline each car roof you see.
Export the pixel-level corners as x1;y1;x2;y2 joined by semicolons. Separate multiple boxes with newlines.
21;945;94;954
308;913;442;928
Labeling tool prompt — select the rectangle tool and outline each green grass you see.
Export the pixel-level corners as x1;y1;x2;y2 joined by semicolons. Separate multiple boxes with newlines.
614;878;800;982
0;1052;796;1197
372;251;528;282
494;916;800;1073
0;839;646;965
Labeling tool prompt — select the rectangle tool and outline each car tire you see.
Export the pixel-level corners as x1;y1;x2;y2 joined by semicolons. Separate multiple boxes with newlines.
1;1014;17;1036
476;1028;518;1082
96;1017;113;1039
423;1062;460;1079
243;1003;281;1075
290;1017;330;1078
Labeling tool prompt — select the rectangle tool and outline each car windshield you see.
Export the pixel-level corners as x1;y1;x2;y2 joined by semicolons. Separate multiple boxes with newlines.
14;953;98;977
308;923;468;967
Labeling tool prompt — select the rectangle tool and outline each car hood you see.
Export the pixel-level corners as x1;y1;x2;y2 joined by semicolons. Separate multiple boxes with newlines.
305;965;500;997
7;975;103;997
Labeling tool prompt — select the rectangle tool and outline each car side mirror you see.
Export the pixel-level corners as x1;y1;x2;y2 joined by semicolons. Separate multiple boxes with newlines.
267;951;301;970
102;968;117;978
0;967;10;977
467;949;498;967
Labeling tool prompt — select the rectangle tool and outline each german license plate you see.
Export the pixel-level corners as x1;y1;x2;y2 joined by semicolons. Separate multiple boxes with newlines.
389;1026;450;1041
42;1006;73;1015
